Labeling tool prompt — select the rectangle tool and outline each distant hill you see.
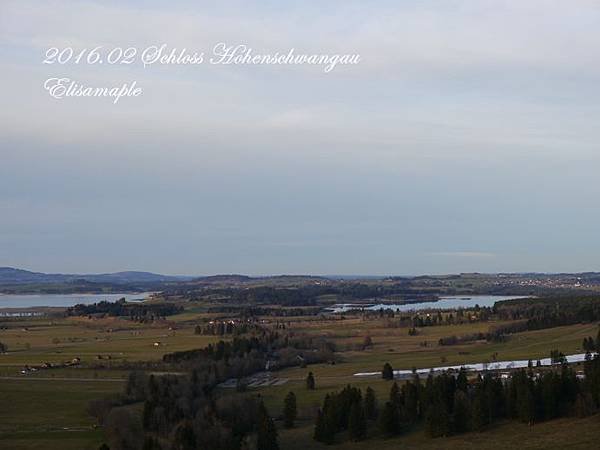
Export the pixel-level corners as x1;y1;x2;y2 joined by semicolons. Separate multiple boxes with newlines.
184;274;329;288
191;274;253;283
0;267;192;285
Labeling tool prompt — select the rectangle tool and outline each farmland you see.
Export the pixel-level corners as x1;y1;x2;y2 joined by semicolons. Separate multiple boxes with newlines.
1;297;599;449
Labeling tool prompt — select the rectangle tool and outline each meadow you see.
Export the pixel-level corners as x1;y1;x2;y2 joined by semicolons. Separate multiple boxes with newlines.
0;306;598;449
0;378;122;450
277;415;600;450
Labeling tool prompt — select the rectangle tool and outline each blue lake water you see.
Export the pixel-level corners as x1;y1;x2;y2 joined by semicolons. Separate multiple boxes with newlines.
328;295;529;313
0;292;153;309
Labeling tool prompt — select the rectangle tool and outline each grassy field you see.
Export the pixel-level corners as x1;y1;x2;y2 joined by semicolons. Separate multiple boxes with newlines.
240;318;598;429
1;308;599;449
0;378;123;450
278;415;600;450
0;314;225;375
267;319;596;382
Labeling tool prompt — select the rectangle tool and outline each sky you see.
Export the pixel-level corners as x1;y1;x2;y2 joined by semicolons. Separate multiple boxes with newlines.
1;0;599;276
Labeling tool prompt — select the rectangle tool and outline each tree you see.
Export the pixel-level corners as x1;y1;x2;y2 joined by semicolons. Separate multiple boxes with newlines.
142;437;160;450
142;400;154;430
456;368;468;392
364;387;378;420
382;362;394;380
257;402;279;450
314;408;334;444
574;392;593;418
379;401;400;435
172;421;196;450
306;372;316;390
104;408;143;450
471;387;488;431
389;382;400;406
283;392;297;428
425;401;450;437
451;390;470;434
403;380;419;421
515;377;535;425
348;401;367;441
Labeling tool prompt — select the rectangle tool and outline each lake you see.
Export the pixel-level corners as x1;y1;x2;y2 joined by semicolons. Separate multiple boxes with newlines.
327;295;529;313
0;292;153;309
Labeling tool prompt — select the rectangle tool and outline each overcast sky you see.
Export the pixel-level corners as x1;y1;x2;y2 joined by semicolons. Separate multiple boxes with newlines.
1;0;599;276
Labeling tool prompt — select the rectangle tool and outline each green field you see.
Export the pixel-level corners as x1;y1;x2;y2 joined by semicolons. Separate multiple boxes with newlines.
278;415;600;450
0;314;225;375
253;321;595;423
0;379;122;450
1;309;599;449
266;320;595;381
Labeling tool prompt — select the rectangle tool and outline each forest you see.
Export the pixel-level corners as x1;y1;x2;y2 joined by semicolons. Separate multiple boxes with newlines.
66;299;183;319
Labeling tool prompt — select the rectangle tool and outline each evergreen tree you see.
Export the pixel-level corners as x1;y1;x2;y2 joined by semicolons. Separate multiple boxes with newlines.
364;387;378;420
402;380;419;422
314;407;335;444
142;400;154;430
379;401;400;435
283;392;297;428
451;390;470;434
456;368;468;392
348;401;367;441
574;392;593;418
541;372;559;420
257;402;279;450
382;362;394;380
515;373;535;425
313;409;327;443
142;437;160;450
425;401;450;437
389;382;400;406
171;421;196;450
306;372;316;390
471;387;488;431
583;337;591;352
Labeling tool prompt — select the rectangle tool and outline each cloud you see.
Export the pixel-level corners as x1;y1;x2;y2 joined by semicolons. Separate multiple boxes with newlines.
426;252;497;259
1;1;599;274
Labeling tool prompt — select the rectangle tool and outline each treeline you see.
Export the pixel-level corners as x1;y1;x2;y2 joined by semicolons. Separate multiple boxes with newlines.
166;282;446;307
362;307;492;327
93;330;334;449
205;305;324;317
163;331;334;373
66;299;183;320
437;296;600;345
583;331;600;352
194;320;263;336
179;286;335;306
314;356;600;445
220;283;423;306
438;333;488;346
495;296;600;331
437;321;530;346
92;372;279;450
